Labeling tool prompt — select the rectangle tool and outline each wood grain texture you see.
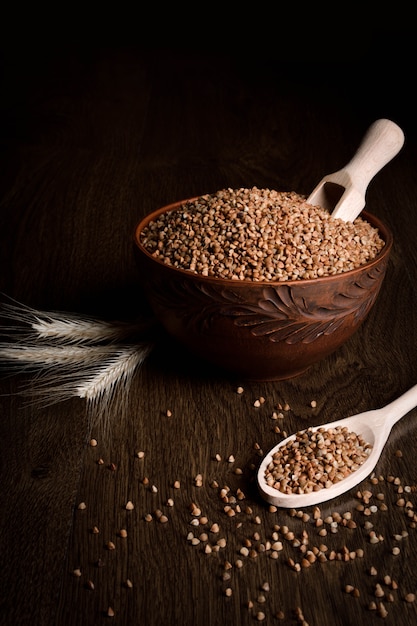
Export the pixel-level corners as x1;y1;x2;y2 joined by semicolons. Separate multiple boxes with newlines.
1;36;417;626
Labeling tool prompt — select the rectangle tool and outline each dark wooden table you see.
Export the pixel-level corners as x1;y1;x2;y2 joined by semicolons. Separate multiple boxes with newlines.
1;34;417;626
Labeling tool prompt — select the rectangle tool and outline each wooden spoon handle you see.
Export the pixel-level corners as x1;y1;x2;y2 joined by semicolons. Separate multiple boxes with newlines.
383;382;417;429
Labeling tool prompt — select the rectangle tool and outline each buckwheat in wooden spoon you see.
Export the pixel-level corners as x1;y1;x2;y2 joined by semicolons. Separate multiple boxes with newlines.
307;118;404;222
257;384;417;508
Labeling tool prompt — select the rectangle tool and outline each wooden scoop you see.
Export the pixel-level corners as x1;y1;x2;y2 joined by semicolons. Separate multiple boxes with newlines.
307;118;405;222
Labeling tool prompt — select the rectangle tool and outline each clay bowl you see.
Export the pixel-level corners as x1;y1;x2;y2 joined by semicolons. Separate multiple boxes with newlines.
133;199;393;381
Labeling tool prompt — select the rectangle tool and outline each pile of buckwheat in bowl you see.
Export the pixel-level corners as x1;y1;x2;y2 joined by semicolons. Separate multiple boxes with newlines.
134;187;392;381
139;188;385;282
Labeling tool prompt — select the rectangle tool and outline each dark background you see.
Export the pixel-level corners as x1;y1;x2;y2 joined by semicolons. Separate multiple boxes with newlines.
1;26;417;626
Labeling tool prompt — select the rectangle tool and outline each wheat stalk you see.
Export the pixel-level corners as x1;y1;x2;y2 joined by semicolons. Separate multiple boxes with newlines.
22;343;152;403
76;345;152;402
3;343;152;423
16;343;154;434
0;296;156;425
32;317;142;343
0;298;154;344
0;344;119;367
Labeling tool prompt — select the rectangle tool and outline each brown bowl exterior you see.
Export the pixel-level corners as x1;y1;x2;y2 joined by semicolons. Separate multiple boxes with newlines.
134;200;393;381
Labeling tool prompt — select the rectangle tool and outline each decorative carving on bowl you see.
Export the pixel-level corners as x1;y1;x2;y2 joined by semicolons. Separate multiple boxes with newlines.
146;257;388;345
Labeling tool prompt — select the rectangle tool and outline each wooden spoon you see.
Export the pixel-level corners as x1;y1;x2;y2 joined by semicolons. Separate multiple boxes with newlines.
257;384;417;508
307;118;404;222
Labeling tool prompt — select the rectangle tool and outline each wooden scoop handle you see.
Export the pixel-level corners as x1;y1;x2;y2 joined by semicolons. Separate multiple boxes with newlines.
343;118;404;196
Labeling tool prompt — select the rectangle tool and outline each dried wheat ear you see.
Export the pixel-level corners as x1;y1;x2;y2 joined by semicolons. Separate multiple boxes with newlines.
0;296;155;412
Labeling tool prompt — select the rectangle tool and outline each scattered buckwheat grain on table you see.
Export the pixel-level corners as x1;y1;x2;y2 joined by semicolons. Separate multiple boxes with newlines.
264;426;373;494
